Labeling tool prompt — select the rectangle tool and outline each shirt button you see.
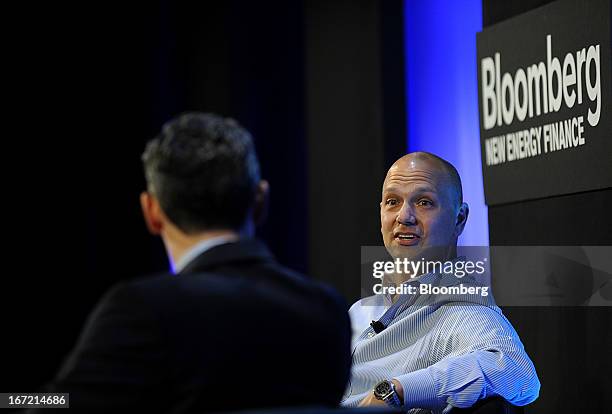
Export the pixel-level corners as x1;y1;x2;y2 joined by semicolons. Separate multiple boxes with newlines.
367;332;375;338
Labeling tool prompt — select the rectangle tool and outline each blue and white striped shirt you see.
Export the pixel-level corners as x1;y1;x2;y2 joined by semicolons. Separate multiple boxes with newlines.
341;271;540;413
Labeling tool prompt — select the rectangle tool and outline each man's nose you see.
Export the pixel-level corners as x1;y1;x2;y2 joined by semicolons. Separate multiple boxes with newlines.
397;203;416;226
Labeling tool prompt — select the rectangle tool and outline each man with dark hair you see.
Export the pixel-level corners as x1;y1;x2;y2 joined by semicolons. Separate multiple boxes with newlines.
141;113;263;237
343;152;540;412
37;113;351;413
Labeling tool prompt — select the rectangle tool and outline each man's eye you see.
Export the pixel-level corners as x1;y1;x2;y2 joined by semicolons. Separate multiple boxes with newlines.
385;199;398;206
417;199;433;207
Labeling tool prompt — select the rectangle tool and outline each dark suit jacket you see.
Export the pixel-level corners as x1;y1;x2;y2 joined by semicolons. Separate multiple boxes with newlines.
35;239;351;413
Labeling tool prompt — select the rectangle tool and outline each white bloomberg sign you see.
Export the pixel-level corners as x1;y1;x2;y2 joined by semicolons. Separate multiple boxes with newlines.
477;0;611;205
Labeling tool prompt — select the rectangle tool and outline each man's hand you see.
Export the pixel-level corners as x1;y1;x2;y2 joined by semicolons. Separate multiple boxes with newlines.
358;379;404;407
357;392;387;407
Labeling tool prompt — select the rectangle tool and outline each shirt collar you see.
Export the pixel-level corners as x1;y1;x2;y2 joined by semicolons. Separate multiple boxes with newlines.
173;235;238;274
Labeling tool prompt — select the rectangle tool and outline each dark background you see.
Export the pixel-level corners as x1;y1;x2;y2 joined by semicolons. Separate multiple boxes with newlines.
2;0;404;393
2;1;610;412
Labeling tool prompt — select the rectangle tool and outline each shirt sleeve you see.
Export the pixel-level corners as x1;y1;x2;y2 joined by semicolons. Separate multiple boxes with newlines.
394;306;540;412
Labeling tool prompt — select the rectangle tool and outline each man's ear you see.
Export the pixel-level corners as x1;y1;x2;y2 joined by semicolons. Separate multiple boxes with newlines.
253;180;270;227
455;202;469;237
140;191;164;235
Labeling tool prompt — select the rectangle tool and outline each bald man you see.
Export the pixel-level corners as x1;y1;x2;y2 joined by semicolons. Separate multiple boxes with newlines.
341;152;540;413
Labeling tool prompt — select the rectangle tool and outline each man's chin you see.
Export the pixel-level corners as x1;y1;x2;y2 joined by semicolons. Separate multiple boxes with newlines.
387;244;454;262
387;244;423;261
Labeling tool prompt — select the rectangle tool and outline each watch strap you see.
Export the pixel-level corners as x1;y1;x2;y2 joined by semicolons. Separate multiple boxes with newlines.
382;388;402;407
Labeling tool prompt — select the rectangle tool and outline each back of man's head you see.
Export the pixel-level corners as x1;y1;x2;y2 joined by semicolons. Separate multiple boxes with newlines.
142;112;260;234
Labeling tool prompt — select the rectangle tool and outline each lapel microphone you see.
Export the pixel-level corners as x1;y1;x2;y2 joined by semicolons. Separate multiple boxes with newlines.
370;320;386;334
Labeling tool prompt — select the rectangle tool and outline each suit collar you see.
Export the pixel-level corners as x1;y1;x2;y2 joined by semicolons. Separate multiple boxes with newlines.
178;238;275;275
174;235;238;273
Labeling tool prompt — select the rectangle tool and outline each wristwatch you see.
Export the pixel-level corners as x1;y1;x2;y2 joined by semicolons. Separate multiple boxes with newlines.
373;379;402;407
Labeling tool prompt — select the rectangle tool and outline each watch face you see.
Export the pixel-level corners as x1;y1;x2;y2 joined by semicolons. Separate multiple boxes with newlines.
374;380;393;399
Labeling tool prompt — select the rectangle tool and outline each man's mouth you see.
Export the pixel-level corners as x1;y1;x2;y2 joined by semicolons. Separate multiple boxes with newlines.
394;232;420;246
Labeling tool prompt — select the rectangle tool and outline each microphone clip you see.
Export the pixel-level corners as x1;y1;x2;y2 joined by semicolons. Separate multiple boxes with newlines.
370;320;386;334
